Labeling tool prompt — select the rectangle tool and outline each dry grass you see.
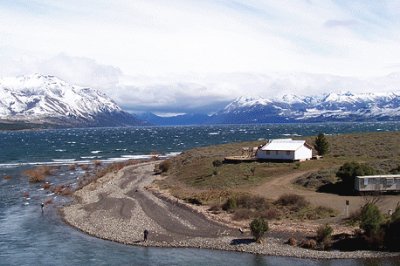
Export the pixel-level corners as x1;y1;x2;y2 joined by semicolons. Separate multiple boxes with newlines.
159;131;400;203
23;166;54;183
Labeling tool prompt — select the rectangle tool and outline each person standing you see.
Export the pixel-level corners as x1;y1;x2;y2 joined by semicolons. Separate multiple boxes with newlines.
143;229;149;242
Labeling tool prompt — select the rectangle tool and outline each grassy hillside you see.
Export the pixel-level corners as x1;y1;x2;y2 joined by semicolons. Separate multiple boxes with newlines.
157;131;400;203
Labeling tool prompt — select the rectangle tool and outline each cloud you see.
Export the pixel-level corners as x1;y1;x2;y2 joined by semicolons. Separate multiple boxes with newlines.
324;19;358;28
1;1;400;114
38;54;122;89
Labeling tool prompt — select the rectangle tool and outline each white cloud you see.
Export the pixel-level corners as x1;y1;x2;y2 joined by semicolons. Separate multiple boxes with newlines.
1;1;400;113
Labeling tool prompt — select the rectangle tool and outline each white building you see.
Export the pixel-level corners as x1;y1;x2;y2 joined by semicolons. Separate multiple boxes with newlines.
256;139;313;161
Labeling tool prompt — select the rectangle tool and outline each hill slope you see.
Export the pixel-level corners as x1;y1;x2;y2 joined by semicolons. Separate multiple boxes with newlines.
0;74;146;128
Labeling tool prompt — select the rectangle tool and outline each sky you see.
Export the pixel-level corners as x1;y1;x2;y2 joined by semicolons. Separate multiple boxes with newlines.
1;0;400;114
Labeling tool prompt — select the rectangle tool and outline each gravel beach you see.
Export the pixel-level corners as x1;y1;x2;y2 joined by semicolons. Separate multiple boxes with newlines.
61;162;400;259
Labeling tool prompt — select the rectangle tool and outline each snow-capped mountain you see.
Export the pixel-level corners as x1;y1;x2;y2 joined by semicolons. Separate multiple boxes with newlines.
0;74;145;128
210;92;400;124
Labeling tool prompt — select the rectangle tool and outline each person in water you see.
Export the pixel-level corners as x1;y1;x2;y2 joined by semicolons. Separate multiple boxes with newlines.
41;202;44;213
143;229;149;242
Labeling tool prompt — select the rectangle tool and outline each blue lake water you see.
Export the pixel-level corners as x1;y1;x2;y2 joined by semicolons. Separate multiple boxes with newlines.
1;123;399;265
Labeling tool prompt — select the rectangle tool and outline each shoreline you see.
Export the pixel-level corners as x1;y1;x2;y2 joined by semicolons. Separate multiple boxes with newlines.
61;161;400;260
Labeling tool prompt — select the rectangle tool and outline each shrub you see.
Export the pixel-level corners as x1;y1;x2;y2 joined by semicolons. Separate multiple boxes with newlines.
316;224;333;243
301;239;317;249
336;162;376;185
158;160;171;173
222;197;237;211
68;164;77;171
233;209;253;220
275;194;309;211
261;208;281;220
385;204;400;250
93;160;102;167
208;204;221;213
212;159;223;167
313;206;337;218
250;217;269;243
360;202;383;236
186;197;202;205
24;166;53;183
287;237;297;246
314;133;329;155
236;195;269;211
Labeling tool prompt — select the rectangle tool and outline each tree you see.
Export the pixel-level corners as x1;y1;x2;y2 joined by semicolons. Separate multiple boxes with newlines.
250;217;269;243
336;161;375;186
360;202;383;236
314;133;329;156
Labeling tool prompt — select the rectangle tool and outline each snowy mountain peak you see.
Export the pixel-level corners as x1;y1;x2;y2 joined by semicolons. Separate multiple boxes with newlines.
217;91;400;123
0;74;143;128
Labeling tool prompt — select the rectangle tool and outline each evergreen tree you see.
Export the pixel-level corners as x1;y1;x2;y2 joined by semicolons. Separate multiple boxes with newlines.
314;133;329;155
250;217;269;243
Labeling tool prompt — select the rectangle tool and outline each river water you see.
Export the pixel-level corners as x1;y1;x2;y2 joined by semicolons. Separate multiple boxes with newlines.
1;123;399;265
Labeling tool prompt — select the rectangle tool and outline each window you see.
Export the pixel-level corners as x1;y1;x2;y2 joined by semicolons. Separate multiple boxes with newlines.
275;151;279;155
266;151;270;155
286;151;290;155
363;178;368;186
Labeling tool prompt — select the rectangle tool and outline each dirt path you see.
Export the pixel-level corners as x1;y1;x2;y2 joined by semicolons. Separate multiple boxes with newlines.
253;170;399;216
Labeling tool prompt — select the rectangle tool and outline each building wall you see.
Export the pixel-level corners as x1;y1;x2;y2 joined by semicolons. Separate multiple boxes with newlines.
294;146;313;161
355;177;400;192
256;150;295;160
256;145;313;161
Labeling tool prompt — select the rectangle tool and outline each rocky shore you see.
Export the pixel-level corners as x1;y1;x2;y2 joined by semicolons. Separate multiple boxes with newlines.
61;162;399;259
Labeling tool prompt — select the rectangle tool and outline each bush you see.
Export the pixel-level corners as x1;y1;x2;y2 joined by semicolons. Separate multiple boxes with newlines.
236;195;269;211
336;162;376;185
212;159;223;167
233;209;253;220
300;239;317;249
250;217;269;243
261;208;281;220
314;133;329;155
222;197;237;211
23;166;53;183
185;197;202;205
275;194;309;211
360;202;383;236
316;224;333;243
158;160;171;173
385;204;400;250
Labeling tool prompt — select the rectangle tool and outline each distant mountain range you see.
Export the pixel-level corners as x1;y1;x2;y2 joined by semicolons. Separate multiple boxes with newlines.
0;74;146;129
140;92;400;125
2;74;400;129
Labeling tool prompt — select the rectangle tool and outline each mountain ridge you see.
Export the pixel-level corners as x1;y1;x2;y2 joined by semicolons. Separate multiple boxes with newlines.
0;74;146;128
140;91;400;125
